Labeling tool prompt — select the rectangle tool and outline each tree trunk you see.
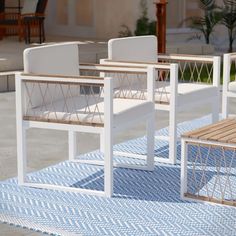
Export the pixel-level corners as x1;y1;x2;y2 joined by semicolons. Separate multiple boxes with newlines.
229;30;234;53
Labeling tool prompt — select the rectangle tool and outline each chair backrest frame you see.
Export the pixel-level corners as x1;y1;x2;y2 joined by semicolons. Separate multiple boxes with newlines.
36;0;48;14
108;36;158;63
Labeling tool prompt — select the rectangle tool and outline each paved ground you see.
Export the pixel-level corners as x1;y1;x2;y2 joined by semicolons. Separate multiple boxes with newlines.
0;35;108;72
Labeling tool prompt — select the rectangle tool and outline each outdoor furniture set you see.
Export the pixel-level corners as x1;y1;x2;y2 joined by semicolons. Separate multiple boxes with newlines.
15;36;235;206
0;0;48;43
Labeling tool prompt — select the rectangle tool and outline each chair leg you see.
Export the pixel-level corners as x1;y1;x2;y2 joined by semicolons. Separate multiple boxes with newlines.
68;131;77;161
39;20;42;44
104;129;113;197
180;138;188;199
222;95;229;119
100;131;105;153
146;113;155;171
17;124;27;185
42;21;45;42
169;109;177;165
18;24;23;42
24;25;27;44
212;100;219;123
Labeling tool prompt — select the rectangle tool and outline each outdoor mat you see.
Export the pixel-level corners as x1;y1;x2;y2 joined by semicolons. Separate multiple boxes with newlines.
0;116;236;236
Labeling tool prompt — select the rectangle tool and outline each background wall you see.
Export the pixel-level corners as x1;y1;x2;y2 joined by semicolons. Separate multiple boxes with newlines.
44;0;230;51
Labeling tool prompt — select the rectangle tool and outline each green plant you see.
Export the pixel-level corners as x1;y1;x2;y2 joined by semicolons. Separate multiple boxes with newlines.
221;0;236;52
118;25;133;37
118;0;156;37
134;0;156;36
185;0;221;44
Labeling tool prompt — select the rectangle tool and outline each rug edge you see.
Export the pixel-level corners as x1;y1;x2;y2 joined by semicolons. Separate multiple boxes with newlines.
0;214;81;236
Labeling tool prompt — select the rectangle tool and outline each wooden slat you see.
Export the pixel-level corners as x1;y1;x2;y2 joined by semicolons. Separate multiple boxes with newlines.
228;137;236;144
22;79;104;87
199;123;236;140
23;116;104;127
158;54;214;63
100;60;169;66
101;60;172;70
209;127;236;142
21;73;104;80
80;63;148;69
185;193;236;207
80;69;146;74
182;119;235;139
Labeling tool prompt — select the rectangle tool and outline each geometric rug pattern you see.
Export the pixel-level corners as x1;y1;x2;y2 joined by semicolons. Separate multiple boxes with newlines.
0;116;236;235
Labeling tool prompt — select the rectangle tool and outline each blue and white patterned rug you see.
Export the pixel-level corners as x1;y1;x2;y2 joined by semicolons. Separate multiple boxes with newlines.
0;116;236;236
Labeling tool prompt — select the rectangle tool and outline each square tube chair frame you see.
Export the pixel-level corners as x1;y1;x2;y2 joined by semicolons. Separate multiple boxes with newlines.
100;36;221;165
16;43;156;197
222;53;236;119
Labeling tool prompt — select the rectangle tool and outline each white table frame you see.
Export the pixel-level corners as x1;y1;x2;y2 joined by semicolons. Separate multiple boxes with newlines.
181;136;236;207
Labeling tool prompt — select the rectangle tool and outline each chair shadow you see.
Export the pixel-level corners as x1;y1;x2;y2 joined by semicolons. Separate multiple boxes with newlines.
69;139;236;202
70;163;215;202
155;143;236;168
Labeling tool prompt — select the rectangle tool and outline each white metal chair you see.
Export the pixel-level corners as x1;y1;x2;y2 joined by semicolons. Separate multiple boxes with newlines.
100;36;221;165
222;53;236;118
16;43;156;197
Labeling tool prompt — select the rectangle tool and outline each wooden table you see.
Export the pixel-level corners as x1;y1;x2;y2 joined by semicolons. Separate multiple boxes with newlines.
181;119;236;207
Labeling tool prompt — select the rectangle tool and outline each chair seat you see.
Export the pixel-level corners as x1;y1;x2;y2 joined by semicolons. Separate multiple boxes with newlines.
115;82;218;105
0;19;18;25
228;81;236;92
156;83;218;105
25;97;153;127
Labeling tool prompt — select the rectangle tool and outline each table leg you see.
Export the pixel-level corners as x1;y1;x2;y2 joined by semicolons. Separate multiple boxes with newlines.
181;138;188;198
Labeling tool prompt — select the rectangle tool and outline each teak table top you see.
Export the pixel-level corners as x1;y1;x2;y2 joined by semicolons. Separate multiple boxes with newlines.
182;118;236;144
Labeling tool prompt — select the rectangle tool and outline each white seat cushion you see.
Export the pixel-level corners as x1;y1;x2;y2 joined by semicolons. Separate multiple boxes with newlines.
228;81;236;92
26;97;153;127
156;83;218;105
114;83;217;105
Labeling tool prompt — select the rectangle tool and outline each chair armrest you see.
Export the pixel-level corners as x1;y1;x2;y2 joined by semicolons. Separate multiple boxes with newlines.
157;54;216;63
18;73;105;85
20;13;45;18
157;54;221;87
99;60;172;70
0;12;20;17
0;12;20;20
80;63;150;73
223;53;236;93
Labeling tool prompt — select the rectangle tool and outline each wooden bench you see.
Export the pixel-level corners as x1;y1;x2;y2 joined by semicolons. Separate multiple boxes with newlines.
181;119;236;207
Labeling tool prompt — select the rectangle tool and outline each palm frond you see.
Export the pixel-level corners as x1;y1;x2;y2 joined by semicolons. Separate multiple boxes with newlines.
199;0;216;10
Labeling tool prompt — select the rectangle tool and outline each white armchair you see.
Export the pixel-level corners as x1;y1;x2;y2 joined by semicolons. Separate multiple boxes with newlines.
222;53;236;118
16;43;155;197
100;36;221;164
